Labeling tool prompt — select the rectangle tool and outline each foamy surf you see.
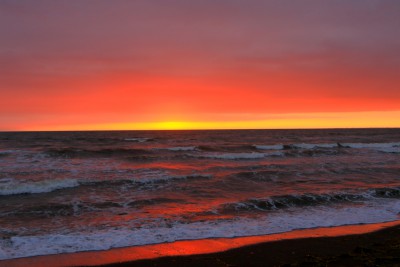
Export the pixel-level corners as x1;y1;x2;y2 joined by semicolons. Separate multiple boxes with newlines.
0;178;79;196
255;141;400;152
218;187;400;213
191;151;283;160
1;198;399;260
0;173;213;196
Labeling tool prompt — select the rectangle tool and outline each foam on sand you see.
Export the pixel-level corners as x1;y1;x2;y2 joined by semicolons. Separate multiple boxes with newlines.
3;220;399;267
1;198;399;261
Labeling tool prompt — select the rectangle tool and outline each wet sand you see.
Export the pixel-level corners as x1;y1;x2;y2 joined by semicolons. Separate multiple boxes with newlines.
1;220;400;267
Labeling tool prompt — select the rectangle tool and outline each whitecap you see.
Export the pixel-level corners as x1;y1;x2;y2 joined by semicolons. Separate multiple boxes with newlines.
0;178;79;196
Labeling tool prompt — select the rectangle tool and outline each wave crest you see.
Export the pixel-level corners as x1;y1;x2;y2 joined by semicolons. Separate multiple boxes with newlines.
0;174;212;196
219;187;400;213
255;142;400;154
0;178;79;196
45;148;152;158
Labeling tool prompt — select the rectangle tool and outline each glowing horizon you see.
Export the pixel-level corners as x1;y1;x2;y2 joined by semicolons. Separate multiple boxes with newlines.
1;1;399;131
8;111;400;132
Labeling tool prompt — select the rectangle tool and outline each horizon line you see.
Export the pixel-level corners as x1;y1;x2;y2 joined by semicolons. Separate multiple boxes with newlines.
1;126;399;133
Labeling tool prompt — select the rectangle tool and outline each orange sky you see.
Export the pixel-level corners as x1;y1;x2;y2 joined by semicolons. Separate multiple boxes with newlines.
0;1;399;131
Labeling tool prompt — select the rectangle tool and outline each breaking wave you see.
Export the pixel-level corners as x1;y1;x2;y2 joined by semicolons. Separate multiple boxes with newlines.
123;138;153;142
189;152;283;160
0;178;79;196
0;175;212;196
44;148;152;158
255;142;400;153
0;197;184;218
219;187;400;213
2;198;400;260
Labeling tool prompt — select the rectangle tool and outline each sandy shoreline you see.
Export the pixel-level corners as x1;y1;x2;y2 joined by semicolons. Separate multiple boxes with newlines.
1;220;400;267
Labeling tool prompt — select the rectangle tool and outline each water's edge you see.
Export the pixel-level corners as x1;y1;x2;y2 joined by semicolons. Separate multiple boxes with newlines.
1;220;399;267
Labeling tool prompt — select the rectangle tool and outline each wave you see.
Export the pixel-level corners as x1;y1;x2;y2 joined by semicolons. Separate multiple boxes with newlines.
218;187;400;213
42;142;400;160
197;145;257;152
83;174;212;187
44;148;152;158
2;199;400;260
0;174;212;196
165;146;197;151
255;142;400;153
229;170;285;181
0;178;79;196
254;143;339;150
123;138;153;142
189;151;283;160
254;144;285;150
159;145;257;153
0;150;18;157
0;197;183;218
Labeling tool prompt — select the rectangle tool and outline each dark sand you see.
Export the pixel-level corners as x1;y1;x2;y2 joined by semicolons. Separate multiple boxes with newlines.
1;221;400;267
99;222;400;267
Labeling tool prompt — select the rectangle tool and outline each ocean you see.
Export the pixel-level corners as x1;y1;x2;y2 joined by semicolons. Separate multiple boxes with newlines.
0;128;399;260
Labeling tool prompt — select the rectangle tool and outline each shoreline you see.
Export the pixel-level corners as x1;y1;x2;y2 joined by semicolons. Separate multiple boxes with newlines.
1;220;400;267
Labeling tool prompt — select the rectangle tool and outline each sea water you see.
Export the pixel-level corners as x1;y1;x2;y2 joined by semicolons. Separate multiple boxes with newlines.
0;129;399;259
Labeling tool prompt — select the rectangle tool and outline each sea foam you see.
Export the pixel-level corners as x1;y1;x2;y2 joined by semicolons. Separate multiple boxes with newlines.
192;152;283;160
255;142;400;152
1;198;399;260
0;178;79;196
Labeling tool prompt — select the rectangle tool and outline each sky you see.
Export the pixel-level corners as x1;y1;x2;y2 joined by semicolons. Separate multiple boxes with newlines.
0;0;399;131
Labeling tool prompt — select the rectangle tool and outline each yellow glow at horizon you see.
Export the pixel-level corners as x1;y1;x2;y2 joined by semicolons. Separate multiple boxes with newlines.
23;111;400;131
154;121;195;130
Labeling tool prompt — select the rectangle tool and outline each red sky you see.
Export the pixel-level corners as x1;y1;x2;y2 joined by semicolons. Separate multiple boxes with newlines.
1;0;399;130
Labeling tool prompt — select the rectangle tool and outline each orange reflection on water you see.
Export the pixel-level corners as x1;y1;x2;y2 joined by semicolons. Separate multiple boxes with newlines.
3;220;400;267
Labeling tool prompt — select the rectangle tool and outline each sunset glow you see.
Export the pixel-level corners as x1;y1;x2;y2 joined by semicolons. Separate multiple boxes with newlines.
1;1;399;131
18;111;400;131
2;3;400;265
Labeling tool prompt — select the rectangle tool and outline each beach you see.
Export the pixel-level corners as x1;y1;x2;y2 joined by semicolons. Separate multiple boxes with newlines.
1;220;400;267
105;221;400;267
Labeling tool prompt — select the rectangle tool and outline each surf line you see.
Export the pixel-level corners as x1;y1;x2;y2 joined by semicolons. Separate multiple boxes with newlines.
2;220;400;267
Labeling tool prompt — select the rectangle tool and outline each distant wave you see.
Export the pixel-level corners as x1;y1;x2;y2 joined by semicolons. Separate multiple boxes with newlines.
228;170;286;182
0;174;212;196
189;151;283;160
0;178;79;196
123;138;153;142
82;174;212;187
197;145;257;152
0;152;10;158
158;145;258;153
165;146;197;151
255;142;400;154
0;150;18;157
219;187;400;213
254;144;285;150
0;197;184;218
44;148;152;158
